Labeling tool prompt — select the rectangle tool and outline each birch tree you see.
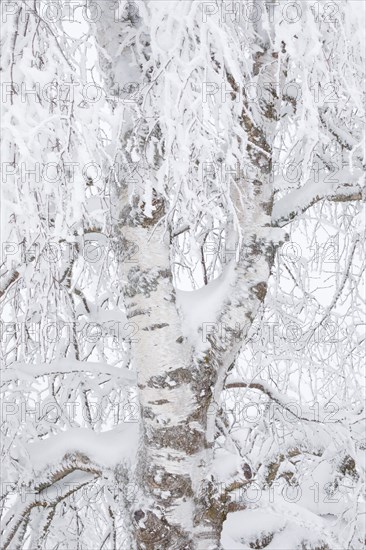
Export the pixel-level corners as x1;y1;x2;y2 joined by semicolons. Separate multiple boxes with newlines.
1;1;365;549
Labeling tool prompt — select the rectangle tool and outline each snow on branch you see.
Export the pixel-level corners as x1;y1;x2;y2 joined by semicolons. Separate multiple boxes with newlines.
1;359;136;385
25;425;139;472
225;378;346;424
272;172;364;227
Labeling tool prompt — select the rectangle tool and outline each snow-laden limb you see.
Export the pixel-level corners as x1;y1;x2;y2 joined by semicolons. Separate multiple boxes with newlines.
26;425;139;471
1;459;102;550
225;378;348;423
272;170;364;227
1;359;136;384
221;507;340;550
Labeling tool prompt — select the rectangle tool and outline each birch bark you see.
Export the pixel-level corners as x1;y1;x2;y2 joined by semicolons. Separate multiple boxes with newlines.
94;2;280;548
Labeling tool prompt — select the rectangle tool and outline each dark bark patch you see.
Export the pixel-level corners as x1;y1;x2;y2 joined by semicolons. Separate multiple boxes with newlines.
135;509;193;549
251;281;268;302
253;179;262;196
246;236;266;262
140;194;165;228
338;454;358;478
249;533;274;549
134;509;145;522
143;406;155;420
142;323;169;331
300;543;330;550
265;243;276;268
261;198;274;216
152;424;205;455
243;463;252;480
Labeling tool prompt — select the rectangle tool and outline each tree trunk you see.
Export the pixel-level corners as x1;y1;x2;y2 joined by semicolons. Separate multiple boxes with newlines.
119;196;200;548
93;3;279;547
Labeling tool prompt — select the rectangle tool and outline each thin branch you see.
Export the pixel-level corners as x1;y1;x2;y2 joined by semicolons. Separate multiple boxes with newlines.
225;380;343;424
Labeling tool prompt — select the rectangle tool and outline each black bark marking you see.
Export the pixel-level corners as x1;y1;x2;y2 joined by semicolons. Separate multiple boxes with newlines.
142;323;169;331
251;281;268;302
